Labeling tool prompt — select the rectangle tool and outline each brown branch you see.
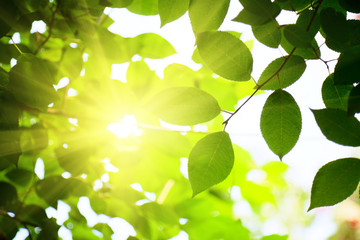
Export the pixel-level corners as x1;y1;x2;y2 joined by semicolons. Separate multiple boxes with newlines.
0;209;38;228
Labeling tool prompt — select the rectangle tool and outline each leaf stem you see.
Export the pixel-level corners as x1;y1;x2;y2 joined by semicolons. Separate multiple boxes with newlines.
11;38;23;55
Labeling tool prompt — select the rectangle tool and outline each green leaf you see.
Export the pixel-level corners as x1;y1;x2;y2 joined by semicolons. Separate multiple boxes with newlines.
5;168;33;186
158;0;189;27
347;84;360;116
127;0;158;15
134;33;176;59
312;108;360;146
333;45;360;85
284;24;312;48
296;9;320;38
0;181;18;211
189;0;230;32
339;0;360;13
9;53;58;111
107;0;133;8
275;0;310;11
261;235;288;240
196;31;253;81
188;131;234;196
321;74;352;111
17;205;48;226
257;55;306;90
55;145;91;176
309;158;360;210
252;21;281;48
0;215;18;240
260;90;301;159
151;87;220;125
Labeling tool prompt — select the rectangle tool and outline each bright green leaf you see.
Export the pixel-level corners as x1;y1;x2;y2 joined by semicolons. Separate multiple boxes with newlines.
188;131;234;196
189;0;230;32
309;158;360;210
134;33;176;59
252;21;281;48
321;74;352;111
158;0;189;27
260;90;302;159
312;108;360;146
127;0;158;15
151;87;220;125
196;31;252;81
257;55;306;90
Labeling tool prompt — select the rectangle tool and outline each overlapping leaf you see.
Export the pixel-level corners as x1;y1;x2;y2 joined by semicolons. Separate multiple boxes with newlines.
196;31;253;81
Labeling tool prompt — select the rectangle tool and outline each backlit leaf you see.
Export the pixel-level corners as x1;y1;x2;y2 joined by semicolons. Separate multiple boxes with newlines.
158;0;189;27
321;74;352;111
151;87;220;125
260;90;301;159
189;0;230;32
257;55;306;90
196;31;253;81
312;108;360;146
0;181;18;211
252;21;281;48
275;0;309;11
284;24;312;48
9;53;58;111
188;131;234;196
309;158;360;210
134;33;176;59
127;0;158;15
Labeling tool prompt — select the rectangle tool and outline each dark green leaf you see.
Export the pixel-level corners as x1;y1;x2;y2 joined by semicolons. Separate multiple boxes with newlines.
196;31;253;81
296;10;320;38
309;158;360;210
151;87;220;125
0;215;18;239
38;218;60;240
339;0;360;13
189;0;230;32
260;90;302;159
9;54;58;111
257;55;306;90
158;0;189;27
252;21;281;48
321;74;352;111
232;2;280;26
0;181;18;211
5;168;33;186
107;0;133;8
127;0;158;15
275;0;310;11
284;24;312;48
312;108;360;146
17;205;48;226
333;45;360;85
348;84;360;116
188;131;234;196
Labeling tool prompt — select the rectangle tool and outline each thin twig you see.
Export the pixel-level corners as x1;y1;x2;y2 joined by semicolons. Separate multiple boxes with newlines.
11;38;23;55
34;0;61;55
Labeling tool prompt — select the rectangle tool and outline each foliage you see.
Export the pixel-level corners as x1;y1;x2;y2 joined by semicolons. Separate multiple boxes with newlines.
0;0;359;239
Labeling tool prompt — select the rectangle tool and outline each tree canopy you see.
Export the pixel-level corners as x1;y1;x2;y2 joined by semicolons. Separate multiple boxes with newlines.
0;0;360;239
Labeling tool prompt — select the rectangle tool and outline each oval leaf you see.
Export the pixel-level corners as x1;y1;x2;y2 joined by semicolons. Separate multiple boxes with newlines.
312;108;360;146
151;87;220;125
321;74;352;111
127;0;158;15
334;45;360;85
347;84;360;116
252;21;281;48
260;90;302;159
134;33;176;59
196;31;253;81
159;0;189;27
257;55;306;90
283;24;313;48
309;158;360;210
189;0;230;32
188;131;234;196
